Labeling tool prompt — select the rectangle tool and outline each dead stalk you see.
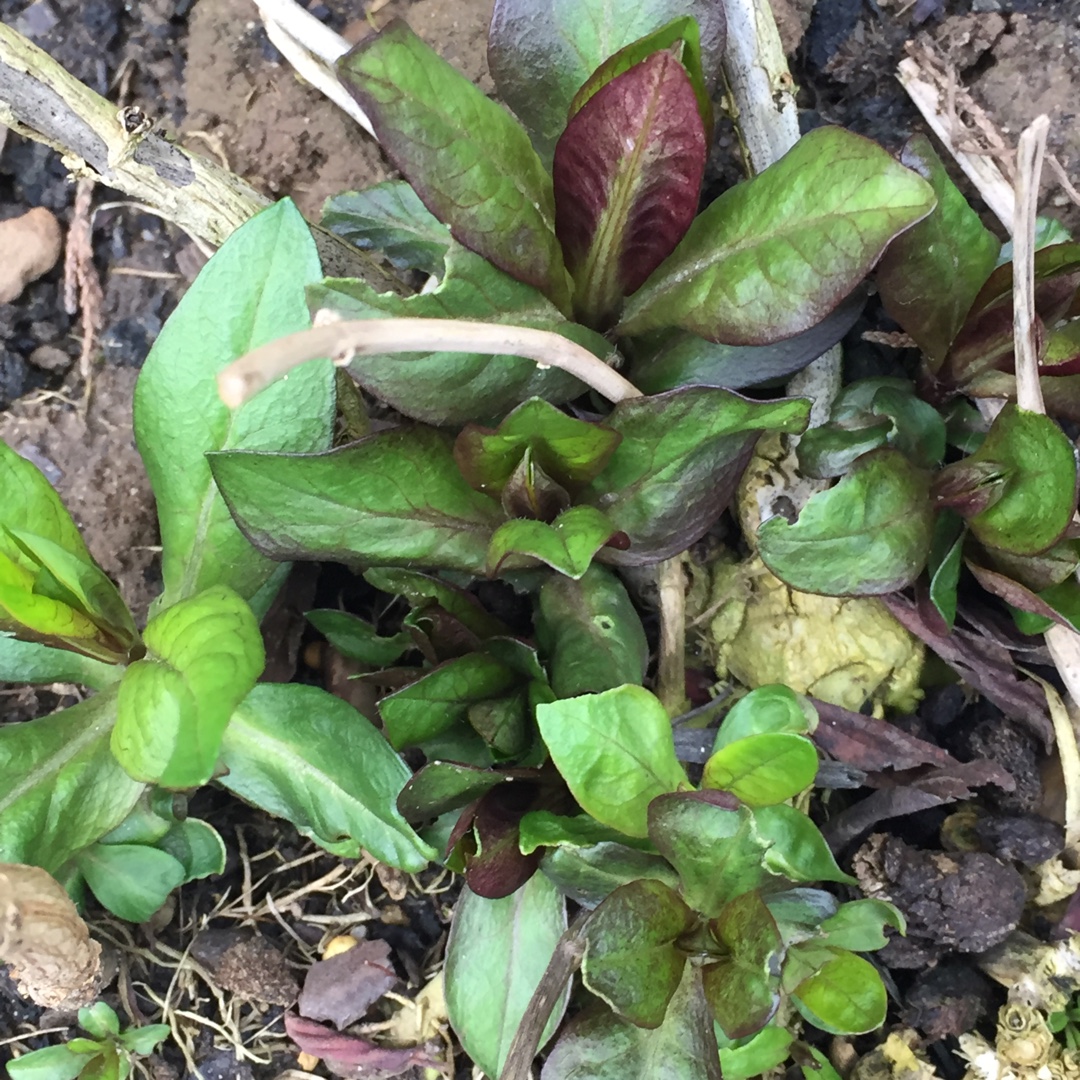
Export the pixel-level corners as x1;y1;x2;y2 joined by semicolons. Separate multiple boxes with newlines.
216;318;643;409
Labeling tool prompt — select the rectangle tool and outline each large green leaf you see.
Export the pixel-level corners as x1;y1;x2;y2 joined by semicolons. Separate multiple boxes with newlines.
0;690;144;872
0;634;123;689
134;198;334;611
583;878;694;1028
757;449;934;595
112;586;264;788
537;686;689;837
535;565;648;698
541;842;681;907
712;685;817;749
338;20;570;309
618;127;935;344
309;245;598;426
541;964;719;1080
488;0;727;164
321;180;451;275
875;135;1000;365
582;388;810;563
218;683;435;871
445;874;568;1078
209;427;505;576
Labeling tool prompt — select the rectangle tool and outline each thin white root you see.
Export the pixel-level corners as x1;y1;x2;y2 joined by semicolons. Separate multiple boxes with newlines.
217;318;642;409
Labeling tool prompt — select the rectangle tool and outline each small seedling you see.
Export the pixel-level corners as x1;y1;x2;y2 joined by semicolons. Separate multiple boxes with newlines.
7;1002;169;1080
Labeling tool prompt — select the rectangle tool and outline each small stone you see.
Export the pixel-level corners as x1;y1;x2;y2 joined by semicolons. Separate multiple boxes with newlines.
100;313;162;367
0;208;63;304
972;0;1001;11
28;345;72;373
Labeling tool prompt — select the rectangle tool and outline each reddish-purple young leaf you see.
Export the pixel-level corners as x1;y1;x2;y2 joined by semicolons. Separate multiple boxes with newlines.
553;50;706;325
464;783;541;899
298;939;398;1029
284;1014;441;1078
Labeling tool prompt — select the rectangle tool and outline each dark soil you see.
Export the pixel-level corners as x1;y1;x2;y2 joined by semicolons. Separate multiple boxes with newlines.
2;0;1080;1076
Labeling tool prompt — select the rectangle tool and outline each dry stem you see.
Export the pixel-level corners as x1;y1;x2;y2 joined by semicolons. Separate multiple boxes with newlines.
217;317;643;410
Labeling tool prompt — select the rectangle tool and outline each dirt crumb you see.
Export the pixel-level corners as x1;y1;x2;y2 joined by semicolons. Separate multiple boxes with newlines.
0;208;62;305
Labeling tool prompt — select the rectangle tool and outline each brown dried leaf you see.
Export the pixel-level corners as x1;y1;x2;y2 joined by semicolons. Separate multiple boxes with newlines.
284;1013;444;1079
298;938;397;1029
0;863;102;1009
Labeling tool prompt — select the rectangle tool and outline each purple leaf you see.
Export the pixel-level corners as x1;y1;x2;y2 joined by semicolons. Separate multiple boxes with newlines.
553;50;706;325
464;784;541;899
284;1014;441;1078
298;939;398;1029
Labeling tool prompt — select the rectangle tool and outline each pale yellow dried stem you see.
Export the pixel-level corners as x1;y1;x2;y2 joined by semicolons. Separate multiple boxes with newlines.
216;318;643;409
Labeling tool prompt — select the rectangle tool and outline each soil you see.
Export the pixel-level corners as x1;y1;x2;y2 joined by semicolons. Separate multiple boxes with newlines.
1;0;1080;1076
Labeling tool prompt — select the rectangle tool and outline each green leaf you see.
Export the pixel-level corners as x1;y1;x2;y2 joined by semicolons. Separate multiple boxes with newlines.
702;891;782;1038
618;127;935;344
218;683;435;871
321;180;451;275
537;686;689;838
752;804;856;885
380;653;520;750
112;586;264;788
714;686;817;749
77;842;186;922
7;531;137;654
955;405;1077;555
454;398;621;494
648;792;770;917
717;1026;793;1080
790;948;888;1035
309;245;597;426
487;506;620;578
802;1046;845;1080
116;1026;170;1056
702;733;819;806
134;199;333;611
305;609;412;666
209;427;505;576
0;690;143;872
0;438;91;568
542;963;719;1080
78;1003;120;1040
540;842;682;906
337;20;570;310
757;449;934;595
535;565;648;698
795;419;892;480
875;134;1000;364
0;634;122;689
518;811;644;855
97;794;172;846
397;761;505;822
156;818;227;883
819;899;905;951
6;1045;96;1080
488;0;727;163
583;388;810;563
445;874;567;1078
928;511;965;630
583;879;694;1028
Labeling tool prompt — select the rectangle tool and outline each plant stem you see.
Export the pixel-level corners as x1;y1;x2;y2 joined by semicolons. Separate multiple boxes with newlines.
657;556;688;716
217;317;644;409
